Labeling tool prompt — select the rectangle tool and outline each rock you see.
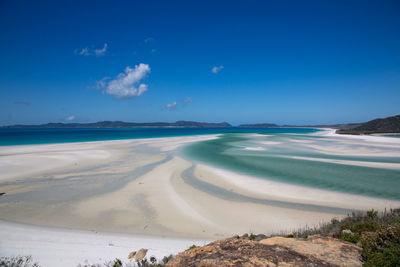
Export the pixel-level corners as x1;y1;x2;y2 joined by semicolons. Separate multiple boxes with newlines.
260;235;361;266
166;234;362;267
127;251;136;260
134;248;148;262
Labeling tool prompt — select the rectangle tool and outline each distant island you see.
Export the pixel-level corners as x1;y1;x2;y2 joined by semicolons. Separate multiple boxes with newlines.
1;120;232;128
336;114;400;135
239;115;400;134
239;123;279;128
2;115;400;134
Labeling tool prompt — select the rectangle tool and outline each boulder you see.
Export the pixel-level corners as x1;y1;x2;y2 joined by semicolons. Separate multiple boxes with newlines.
134;248;148;262
166;235;362;266
127;251;136;260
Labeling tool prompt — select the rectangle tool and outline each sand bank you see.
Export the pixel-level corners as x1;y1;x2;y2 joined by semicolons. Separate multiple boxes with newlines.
0;133;399;265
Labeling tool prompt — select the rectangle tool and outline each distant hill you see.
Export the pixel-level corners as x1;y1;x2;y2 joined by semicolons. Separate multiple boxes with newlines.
239;122;361;129
239;123;279;128
336;115;400;134
2;120;232;128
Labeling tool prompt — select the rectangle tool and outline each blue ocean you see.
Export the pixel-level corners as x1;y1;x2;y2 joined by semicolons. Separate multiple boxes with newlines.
0;127;318;146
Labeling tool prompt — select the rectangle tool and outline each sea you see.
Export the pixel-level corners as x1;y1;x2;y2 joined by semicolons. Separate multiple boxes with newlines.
1;127;399;201
0;127;316;146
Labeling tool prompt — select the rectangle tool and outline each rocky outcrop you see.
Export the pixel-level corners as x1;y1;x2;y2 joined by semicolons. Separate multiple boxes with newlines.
166;235;362;267
127;248;148;262
134;248;148;262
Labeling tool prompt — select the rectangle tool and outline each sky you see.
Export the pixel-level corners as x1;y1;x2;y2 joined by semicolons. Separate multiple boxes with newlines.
0;0;399;126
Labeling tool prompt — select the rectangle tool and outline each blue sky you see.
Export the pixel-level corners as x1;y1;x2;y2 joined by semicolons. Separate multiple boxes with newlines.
0;0;399;126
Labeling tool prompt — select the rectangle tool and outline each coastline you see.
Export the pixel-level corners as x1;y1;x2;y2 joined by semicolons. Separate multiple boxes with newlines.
1;131;399;265
0;220;210;267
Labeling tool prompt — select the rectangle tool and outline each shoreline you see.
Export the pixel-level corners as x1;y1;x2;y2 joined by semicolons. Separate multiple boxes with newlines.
319;128;400;144
1;132;399;265
0;219;209;267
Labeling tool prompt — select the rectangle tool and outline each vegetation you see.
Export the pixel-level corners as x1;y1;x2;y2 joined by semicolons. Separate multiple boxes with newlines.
337;114;400;134
284;208;400;266
187;245;197;250
77;255;173;267
248;233;256;240
0;256;40;267
4;209;400;266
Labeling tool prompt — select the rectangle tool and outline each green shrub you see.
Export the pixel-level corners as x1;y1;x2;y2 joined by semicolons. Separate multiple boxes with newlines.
149;256;157;264
188;244;197;250
341;233;361;244
0;256;40;267
111;258;122;267
367;209;378;220
361;223;400;266
162;255;173;264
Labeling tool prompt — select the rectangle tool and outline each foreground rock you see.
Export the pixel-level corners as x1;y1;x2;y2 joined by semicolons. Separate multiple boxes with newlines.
134;248;148;262
166;235;361;267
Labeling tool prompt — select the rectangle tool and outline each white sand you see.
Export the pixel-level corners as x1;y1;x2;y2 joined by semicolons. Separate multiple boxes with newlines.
0;132;399;266
0;220;208;267
284;155;400;170
319;128;400;144
243;146;265;151
194;164;400;211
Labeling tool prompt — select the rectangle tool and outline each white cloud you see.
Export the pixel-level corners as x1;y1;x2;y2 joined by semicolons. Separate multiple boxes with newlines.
95;43;108;56
212;65;224;74
97;63;151;99
95;77;110;90
75;43;108;56
66;115;75;121
166;101;177;110
76;47;89;56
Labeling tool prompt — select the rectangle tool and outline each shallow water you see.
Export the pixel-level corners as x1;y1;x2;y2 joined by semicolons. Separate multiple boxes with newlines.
183;132;400;201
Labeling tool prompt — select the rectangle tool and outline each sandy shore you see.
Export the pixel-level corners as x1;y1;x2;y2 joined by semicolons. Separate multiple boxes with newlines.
1;132;399;265
0;220;209;266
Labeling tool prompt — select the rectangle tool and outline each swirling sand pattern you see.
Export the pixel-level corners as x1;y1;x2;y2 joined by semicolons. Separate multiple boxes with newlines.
0;130;399;240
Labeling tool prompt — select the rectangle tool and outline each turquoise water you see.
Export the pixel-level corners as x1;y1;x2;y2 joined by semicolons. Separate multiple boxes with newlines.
183;133;400;201
0;127;318;146
2;127;399;201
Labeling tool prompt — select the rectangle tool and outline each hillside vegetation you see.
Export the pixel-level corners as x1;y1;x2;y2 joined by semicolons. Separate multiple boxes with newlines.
337;115;400;134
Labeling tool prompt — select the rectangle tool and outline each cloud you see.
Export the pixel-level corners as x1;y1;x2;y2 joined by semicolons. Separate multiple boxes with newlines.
75;43;108;56
183;97;195;107
166;101;177;110
95;43;108;56
14;99;30;106
65;115;75;121
96;63;151;99
211;65;224;74
77;47;89;56
95;77;110;90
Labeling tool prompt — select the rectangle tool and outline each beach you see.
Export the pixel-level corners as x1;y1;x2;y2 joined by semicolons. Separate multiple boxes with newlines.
1;130;400;265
